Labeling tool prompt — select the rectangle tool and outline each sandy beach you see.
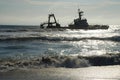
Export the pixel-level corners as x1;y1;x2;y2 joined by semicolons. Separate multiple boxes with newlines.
0;65;120;80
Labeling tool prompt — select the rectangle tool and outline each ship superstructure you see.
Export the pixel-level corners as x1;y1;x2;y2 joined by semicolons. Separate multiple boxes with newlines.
69;9;89;29
40;14;60;28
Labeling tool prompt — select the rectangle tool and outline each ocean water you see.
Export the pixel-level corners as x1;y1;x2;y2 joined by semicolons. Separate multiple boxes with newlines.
0;25;120;71
0;25;120;58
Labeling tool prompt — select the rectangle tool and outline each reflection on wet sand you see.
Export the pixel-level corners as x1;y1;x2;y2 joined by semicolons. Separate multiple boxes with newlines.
0;66;120;80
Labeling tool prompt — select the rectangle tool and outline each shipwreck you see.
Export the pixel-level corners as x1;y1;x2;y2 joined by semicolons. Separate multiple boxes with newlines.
40;9;109;29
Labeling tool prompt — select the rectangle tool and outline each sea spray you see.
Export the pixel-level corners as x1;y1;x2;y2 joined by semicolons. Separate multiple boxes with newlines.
61;57;90;68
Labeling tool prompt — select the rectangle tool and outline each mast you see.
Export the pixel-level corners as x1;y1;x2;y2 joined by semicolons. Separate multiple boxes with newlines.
78;9;83;20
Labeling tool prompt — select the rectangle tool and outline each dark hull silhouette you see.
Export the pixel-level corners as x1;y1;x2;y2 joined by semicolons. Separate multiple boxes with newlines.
68;25;109;29
41;25;109;30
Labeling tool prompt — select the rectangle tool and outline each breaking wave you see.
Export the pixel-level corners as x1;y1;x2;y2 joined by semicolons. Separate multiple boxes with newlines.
0;53;120;72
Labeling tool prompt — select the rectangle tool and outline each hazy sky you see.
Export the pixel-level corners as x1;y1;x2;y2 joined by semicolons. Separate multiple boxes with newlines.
0;0;120;25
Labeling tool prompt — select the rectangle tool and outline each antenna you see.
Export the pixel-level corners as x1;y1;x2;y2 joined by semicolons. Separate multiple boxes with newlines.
78;9;83;20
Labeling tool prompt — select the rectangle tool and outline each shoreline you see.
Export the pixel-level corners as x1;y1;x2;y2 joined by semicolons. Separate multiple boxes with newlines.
0;65;120;80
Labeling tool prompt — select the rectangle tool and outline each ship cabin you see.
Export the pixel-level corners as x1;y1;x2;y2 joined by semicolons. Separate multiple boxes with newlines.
69;9;89;29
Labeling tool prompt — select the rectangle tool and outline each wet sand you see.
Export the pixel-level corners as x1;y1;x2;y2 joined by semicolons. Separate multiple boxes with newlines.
0;65;120;80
